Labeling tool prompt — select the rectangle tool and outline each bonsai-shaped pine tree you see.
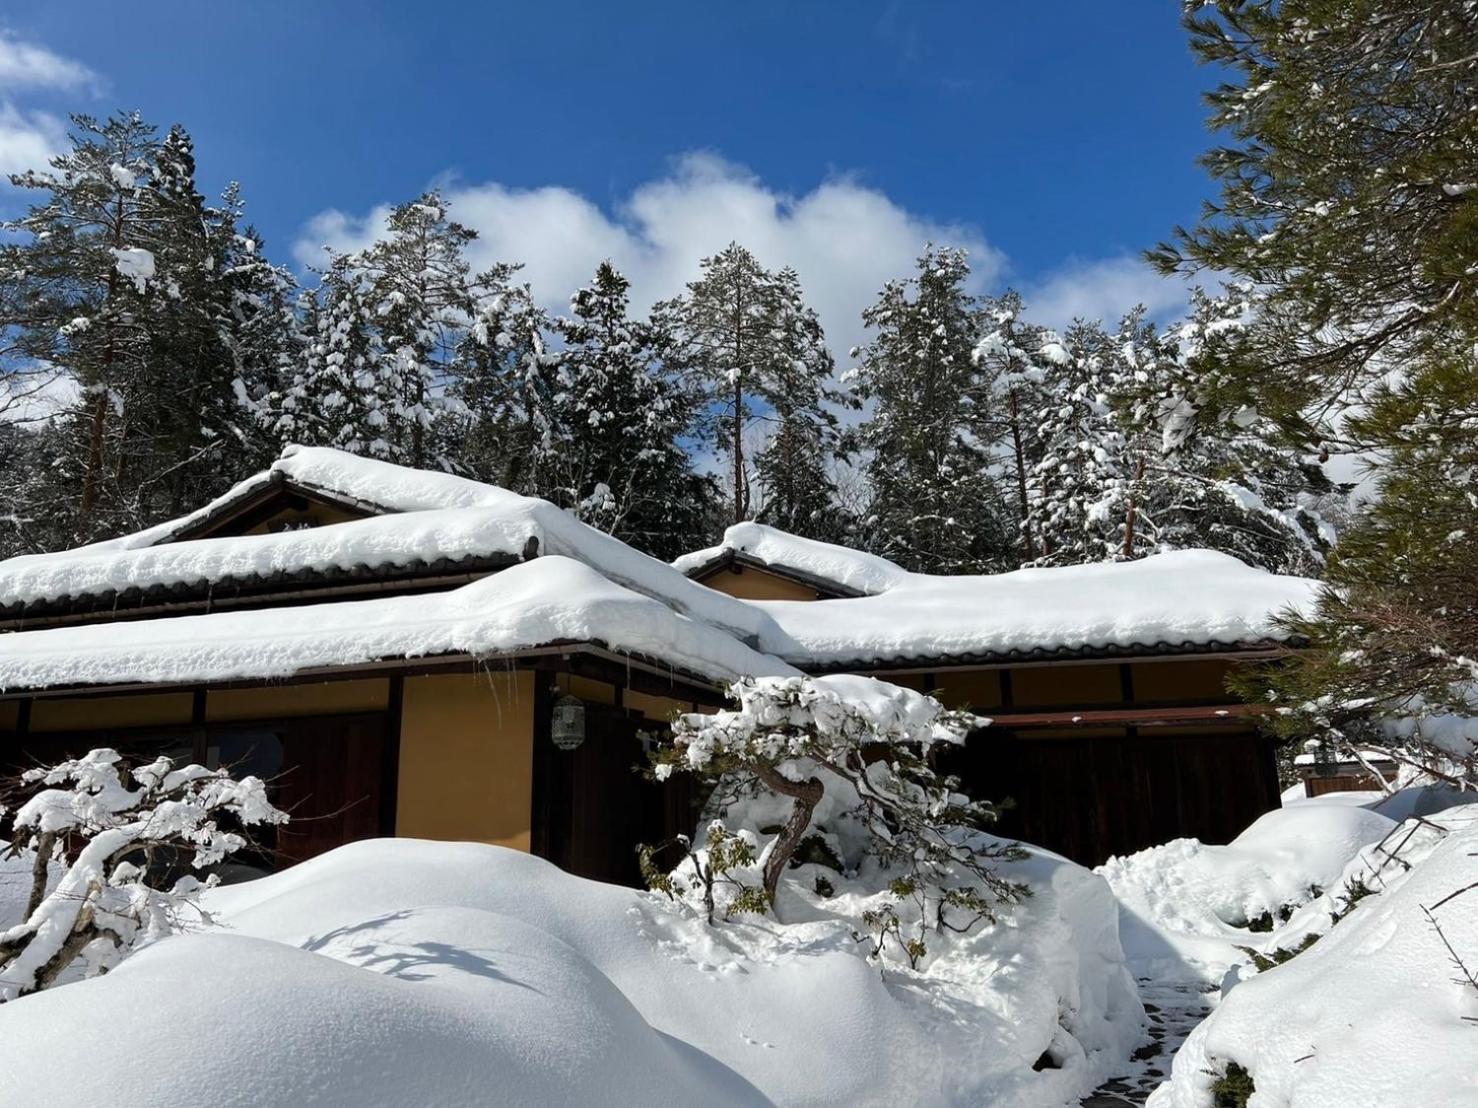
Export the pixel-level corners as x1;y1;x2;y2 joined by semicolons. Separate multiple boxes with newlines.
645;675;1028;965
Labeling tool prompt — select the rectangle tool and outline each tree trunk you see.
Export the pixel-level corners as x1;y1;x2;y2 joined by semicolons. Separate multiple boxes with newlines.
733;376;745;523
751;764;824;917
24;831;55;920
1008;388;1033;559
1122;452;1146;557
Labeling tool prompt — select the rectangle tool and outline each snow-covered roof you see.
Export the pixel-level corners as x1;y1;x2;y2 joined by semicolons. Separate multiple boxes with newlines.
0;447;783;650
673;522;910;598
0;449;1324;688
750;550;1320;669
0;556;797;693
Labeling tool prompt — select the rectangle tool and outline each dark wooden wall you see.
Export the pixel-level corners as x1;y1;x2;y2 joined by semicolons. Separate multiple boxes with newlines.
945;728;1282;867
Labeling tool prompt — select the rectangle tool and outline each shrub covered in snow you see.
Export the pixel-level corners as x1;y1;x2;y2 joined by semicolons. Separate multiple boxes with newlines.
0;748;285;1000
649;674;1027;964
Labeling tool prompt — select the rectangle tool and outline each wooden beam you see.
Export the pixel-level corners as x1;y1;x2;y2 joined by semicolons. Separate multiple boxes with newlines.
983;703;1260;730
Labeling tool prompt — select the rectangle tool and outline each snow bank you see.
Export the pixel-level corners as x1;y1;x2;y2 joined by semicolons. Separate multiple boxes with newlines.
675;522;911;596
755;549;1318;665
1098;803;1396;982
0;556;796;692
1147;804;1478;1108
0;838;1143;1107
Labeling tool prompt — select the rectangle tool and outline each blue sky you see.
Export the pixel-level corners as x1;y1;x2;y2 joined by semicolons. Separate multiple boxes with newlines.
1;2;1219;347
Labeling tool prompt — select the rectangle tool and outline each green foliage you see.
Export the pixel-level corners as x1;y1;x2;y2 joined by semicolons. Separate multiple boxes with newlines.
1236;931;1320;974
851;247;1014;573
638;821;771;924
1209;1061;1255;1108
1153;0;1478;436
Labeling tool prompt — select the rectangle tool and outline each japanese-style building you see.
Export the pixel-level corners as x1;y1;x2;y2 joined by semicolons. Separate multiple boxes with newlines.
0;447;1317;876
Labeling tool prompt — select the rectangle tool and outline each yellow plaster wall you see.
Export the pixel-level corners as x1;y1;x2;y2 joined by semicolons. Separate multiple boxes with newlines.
396;669;534;850
926;670;1003;711
624;688;698;724
1012;664;1124;708
206;679;389;721
29;692;194;732
696;565;820;602
0;700;18;731
1130;659;1238;702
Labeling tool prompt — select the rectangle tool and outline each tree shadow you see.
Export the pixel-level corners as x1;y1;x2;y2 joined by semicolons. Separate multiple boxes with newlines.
302;910;541;991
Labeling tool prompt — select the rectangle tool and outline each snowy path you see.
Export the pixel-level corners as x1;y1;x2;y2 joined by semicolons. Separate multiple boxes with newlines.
1080;979;1217;1107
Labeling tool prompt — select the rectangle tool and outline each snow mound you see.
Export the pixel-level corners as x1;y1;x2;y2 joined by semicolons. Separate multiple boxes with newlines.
675;522;911;596
756;549;1319;665
0;917;760;1107
0;556;796;692
1148;804;1478;1108
1098;803;1396;981
0;838;1144;1107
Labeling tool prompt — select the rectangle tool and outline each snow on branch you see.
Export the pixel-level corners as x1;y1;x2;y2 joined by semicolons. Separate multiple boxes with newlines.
0;748;286;1001
645;675;1028;966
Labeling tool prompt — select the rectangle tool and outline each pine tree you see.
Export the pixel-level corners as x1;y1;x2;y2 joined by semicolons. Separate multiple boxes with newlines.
972;291;1055;562
0;112;166;544
751;266;849;538
851;246;1012;574
452;268;553;492
1023;318;1129;565
1161;0;1477;777
349;192;481;467
530;261;714;557
655;243;844;525
1149;0;1478;441
0;114;291;548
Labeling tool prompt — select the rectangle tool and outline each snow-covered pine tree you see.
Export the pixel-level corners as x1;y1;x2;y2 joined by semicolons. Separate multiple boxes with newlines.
1118;291;1334;575
296;255;389;456
971;290;1055;563
851;246;1012;573
1023;318;1128;565
751;266;853;541
0;112;167;546
533;261;713;558
451;267;555;492
349;191;480;467
655;243;844;525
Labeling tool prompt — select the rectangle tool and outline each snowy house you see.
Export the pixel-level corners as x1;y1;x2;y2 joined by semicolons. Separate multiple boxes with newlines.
0;447;1318;873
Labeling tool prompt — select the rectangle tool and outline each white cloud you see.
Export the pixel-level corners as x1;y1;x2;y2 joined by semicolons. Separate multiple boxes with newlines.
294;152;1002;361
0;32;99;92
0;101;66;178
1021;254;1200;332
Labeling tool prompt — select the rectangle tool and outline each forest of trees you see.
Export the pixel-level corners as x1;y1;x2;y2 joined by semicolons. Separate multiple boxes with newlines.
1;111;1339;575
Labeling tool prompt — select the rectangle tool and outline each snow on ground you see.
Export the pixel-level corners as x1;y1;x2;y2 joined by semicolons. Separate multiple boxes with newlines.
1098;802;1397;984
674;522;911;596
1147;802;1478;1108
0;838;1143;1108
0;556;797;692
754;550;1319;666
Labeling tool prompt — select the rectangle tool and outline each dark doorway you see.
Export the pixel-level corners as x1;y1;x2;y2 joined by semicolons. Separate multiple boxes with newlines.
944;728;1281;866
535;706;701;887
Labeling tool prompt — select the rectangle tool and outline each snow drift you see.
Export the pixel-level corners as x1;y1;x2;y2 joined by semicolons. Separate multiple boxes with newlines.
1147;803;1478;1107
1098;803;1397;981
0;838;1144;1107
